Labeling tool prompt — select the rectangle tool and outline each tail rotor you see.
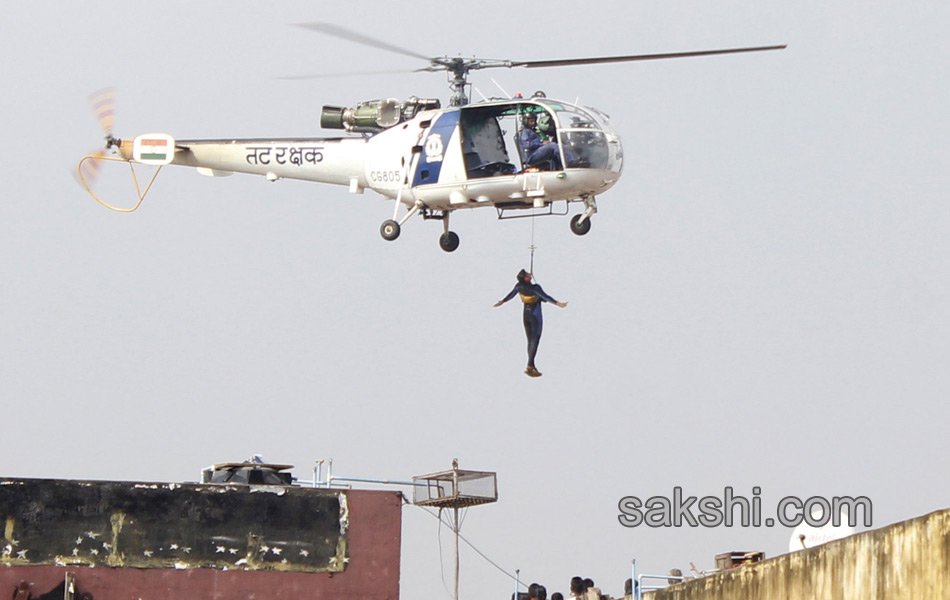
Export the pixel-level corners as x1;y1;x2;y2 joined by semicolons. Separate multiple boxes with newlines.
77;87;119;190
77;88;166;212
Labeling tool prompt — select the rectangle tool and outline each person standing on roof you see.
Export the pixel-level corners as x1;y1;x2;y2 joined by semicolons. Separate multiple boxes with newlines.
494;269;567;377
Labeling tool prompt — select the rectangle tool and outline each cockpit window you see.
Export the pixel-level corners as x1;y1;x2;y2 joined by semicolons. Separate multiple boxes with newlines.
560;130;610;169
458;100;621;176
530;102;605;169
539;102;599;129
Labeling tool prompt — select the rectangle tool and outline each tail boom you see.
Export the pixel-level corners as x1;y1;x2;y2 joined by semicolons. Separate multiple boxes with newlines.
121;136;370;188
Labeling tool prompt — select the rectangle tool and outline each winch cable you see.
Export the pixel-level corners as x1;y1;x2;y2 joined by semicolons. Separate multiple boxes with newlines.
528;209;539;281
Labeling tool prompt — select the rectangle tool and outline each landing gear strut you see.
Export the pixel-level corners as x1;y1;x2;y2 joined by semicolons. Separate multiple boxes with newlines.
570;195;598;236
438;211;459;252
379;201;460;252
380;199;424;242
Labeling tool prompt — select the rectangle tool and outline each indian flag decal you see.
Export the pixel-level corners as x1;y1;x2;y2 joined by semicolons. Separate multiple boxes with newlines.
133;133;176;165
140;138;168;160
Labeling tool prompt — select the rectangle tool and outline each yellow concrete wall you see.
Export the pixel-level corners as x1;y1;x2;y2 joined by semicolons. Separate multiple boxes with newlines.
646;507;950;600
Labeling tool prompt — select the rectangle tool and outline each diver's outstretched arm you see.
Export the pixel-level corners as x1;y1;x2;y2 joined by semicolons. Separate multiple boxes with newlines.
494;286;520;307
534;284;566;307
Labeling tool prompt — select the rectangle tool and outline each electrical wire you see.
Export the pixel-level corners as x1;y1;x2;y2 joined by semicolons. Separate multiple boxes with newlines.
436;508;455;600
416;504;528;589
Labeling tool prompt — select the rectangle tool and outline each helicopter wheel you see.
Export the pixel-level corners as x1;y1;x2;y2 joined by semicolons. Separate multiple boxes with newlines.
570;214;592;236
380;219;401;241
439;231;460;252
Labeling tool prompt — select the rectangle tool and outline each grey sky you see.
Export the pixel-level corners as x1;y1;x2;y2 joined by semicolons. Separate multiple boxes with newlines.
2;1;948;599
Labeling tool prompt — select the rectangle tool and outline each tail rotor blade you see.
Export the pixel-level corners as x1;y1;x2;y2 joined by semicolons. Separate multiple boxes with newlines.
89;87;116;134
76;149;106;190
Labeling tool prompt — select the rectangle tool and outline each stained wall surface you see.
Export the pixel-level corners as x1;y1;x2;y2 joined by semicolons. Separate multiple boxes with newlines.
0;478;402;600
645;508;950;600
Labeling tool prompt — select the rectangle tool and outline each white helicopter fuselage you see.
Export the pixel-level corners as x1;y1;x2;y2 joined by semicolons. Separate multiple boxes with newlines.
113;97;623;250
83;36;783;251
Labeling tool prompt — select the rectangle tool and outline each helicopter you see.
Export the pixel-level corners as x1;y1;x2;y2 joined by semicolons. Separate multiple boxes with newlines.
78;23;785;252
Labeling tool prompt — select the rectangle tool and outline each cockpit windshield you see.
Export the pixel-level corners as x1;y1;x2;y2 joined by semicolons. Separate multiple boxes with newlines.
537;100;621;171
537;100;617;132
457;99;622;179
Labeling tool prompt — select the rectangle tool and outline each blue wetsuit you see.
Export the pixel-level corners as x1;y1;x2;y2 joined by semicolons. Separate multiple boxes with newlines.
499;279;561;370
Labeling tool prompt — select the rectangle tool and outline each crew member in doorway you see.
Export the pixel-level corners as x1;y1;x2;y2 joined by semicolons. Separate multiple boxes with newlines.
518;113;564;170
494;269;567;377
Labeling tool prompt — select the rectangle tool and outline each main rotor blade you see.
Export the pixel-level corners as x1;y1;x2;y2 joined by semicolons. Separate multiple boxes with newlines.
510;45;787;69
278;68;420;81
294;22;432;62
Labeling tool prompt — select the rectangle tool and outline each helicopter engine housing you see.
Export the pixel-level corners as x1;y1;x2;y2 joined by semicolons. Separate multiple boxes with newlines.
321;99;401;133
321;97;441;134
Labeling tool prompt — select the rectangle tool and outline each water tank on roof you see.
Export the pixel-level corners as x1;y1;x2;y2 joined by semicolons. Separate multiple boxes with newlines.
201;456;294;485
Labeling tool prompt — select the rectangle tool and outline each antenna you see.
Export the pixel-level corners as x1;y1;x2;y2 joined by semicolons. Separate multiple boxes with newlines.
491;78;511;98
787;507;854;552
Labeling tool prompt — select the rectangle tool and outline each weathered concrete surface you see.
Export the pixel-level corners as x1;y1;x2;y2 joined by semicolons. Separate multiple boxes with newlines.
0;478;347;572
646;507;950;600
0;478;402;600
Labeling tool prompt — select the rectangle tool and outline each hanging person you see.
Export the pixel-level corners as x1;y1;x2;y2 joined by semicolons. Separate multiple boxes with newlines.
494;269;567;377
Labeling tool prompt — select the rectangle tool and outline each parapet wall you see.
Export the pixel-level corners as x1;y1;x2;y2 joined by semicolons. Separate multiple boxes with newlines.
646;507;950;600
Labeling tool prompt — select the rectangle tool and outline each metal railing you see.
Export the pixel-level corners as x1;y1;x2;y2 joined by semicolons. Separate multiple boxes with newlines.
631;559;686;600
